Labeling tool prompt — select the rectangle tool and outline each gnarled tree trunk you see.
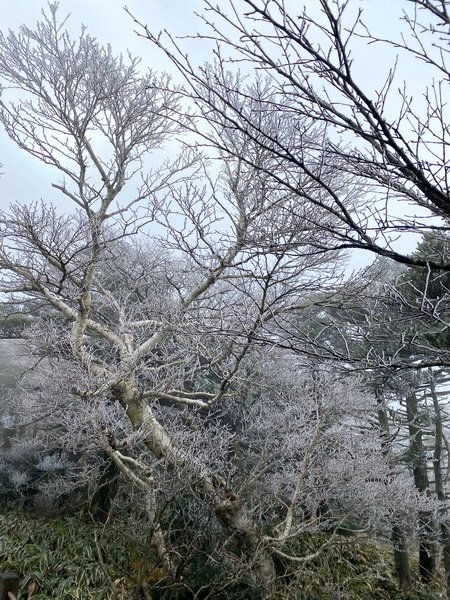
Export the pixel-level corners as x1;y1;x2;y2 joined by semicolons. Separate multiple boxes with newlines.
115;379;276;596
406;392;436;584
429;371;450;598
376;388;412;590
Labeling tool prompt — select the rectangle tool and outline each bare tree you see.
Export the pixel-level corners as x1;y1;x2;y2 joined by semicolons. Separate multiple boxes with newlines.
7;331;431;595
133;0;450;267
1;4;442;597
126;2;450;593
0;4;354;595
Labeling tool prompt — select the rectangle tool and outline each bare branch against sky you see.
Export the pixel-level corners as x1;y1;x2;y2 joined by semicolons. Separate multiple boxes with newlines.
0;1;206;208
0;1;427;266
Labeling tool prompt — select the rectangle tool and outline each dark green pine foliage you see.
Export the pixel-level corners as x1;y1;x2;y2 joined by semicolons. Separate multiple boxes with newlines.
398;232;450;351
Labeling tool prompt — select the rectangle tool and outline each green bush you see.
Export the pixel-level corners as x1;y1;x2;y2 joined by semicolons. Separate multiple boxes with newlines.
0;509;444;599
273;533;442;600
0;509;142;599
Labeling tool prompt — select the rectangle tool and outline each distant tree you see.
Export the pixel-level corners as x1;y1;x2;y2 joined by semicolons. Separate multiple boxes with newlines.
0;309;29;339
396;233;450;350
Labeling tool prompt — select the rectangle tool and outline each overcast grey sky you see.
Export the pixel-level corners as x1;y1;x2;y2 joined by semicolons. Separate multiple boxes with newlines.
0;0;434;267
0;1;212;207
2;1;205;55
